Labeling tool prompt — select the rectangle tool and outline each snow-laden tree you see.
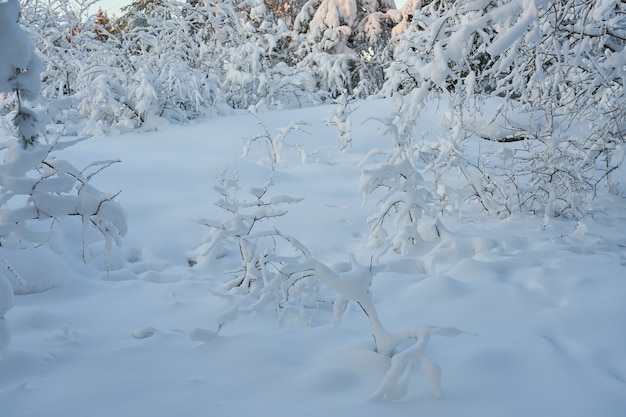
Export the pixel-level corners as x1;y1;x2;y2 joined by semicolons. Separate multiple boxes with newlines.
1;0;127;251
294;0;396;97
476;0;626;218
0;0;127;345
0;0;44;147
221;0;317;110
377;0;625;231
0;0;40;357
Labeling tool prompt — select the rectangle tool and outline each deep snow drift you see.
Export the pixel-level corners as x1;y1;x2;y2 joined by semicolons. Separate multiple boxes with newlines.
1;100;626;417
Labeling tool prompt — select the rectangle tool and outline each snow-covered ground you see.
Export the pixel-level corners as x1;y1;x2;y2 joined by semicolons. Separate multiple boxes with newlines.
1;100;626;416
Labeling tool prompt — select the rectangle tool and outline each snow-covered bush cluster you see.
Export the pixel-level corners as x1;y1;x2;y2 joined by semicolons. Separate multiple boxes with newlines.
192;144;470;399
12;0;621;221
19;0;323;133
351;0;626;252
13;0;410;131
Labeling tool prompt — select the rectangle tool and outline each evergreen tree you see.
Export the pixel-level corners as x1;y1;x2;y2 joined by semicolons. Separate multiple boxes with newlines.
294;0;396;97
223;0;317;109
0;0;43;147
93;9;113;41
263;0;308;29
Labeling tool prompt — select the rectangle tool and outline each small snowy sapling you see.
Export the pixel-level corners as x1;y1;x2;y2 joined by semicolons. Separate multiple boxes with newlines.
358;109;442;255
189;169;305;296
324;94;355;151
242;114;310;168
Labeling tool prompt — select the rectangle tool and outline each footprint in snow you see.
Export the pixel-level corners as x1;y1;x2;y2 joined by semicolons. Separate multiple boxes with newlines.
132;326;158;339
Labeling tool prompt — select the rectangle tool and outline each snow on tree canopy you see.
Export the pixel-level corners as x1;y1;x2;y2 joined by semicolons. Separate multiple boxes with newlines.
297;0;395;52
315;0;358;32
0;0;43;101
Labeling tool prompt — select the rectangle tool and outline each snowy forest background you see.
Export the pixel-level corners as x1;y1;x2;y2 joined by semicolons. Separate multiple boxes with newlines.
2;0;624;219
7;0;625;139
1;0;626;413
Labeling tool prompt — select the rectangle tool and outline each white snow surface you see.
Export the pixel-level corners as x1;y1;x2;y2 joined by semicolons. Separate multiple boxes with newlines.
1;99;626;416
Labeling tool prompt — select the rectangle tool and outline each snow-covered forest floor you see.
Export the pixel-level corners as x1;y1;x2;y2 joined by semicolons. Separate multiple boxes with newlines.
1;99;626;416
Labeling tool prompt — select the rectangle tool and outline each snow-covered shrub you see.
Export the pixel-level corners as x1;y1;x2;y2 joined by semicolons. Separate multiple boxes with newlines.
466;105;613;219
191;167;468;397
241;116;310;169
382;0;626;219
324;94;355;151
0;137;128;259
194;176;313;327
277;249;471;399
357;95;453;255
269;248;470;400
188;168;324;326
188;169;304;292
